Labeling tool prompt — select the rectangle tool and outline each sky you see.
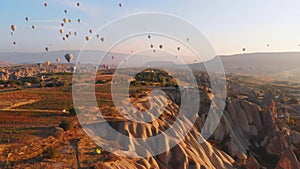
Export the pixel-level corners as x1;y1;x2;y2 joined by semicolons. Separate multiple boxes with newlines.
1;0;300;55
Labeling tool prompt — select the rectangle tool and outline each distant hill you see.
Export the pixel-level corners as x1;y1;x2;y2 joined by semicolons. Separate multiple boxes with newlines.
1;51;299;80
219;52;300;81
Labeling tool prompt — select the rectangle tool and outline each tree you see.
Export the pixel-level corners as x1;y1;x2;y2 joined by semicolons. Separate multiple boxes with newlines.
161;77;167;87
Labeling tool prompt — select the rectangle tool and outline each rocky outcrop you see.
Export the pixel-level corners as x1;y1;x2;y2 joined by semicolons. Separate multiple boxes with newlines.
245;154;260;169
80;94;236;169
275;148;300;169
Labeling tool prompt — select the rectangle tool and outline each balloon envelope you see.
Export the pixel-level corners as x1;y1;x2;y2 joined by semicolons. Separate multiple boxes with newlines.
56;58;61;63
64;53;74;63
45;61;51;67
11;25;17;31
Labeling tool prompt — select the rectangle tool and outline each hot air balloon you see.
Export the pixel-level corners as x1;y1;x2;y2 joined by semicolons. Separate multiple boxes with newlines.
59;29;64;34
63;37;66;41
66;34;69;38
177;47;181;51
11;32;14;36
148;35;151;39
68;19;72;23
242;48;246;52
65;53;73;63
267;44;270;47
61;23;64;27
11;25;17;31
96;34;100;38
112;56;114;60
13;41;16;45
150;44;154;48
45;47;49;52
89;29;93;34
77;19;81;23
159;45;163;49
64;9;68;14
85;36;90;41
45;61;51;67
44;3;48;7
56;58;61;63
68;32;72;36
186;38;190;42
74;32;77;36
77;2;80;7
63;18;67;23
25;17;29;22
119;3;122;7
100;37;104;42
32;25;35;29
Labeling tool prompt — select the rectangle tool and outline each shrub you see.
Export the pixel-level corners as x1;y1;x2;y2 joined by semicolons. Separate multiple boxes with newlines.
287;97;299;104
59;120;76;131
43;147;59;159
69;105;80;115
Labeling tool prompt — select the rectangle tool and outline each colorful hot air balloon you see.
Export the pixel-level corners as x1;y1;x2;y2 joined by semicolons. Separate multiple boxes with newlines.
45;61;51;67
11;25;17;31
85;36;90;41
64;53;74;63
77;2;80;7
56;58;61;63
68;32;72;36
61;23;65;27
44;3;48;7
68;19;72;23
63;18;67;23
89;29;93;34
59;29;64;34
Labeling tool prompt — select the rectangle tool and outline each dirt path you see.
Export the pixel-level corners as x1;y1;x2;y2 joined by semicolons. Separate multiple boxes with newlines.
0;109;60;113
4;100;37;110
